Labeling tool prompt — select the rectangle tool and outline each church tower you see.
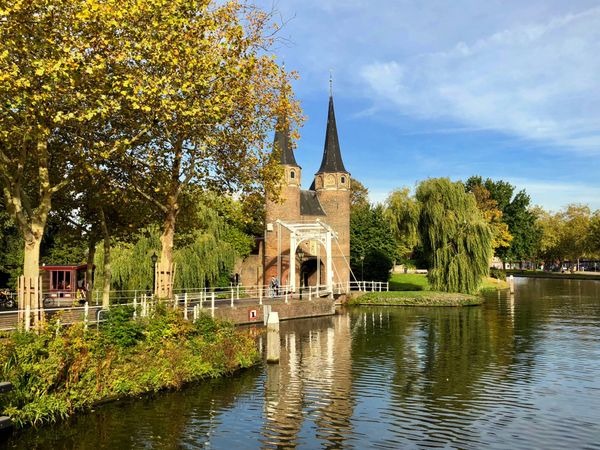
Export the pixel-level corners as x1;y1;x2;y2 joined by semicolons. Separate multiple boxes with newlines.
313;94;351;286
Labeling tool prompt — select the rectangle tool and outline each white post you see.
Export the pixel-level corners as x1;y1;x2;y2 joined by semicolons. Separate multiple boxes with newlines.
285;289;288;304
230;288;234;308
184;292;188;320
236;284;240;300
133;297;138;319
211;292;215;318
290;233;297;293
84;302;89;331
259;286;263;305
308;285;312;302
326;231;333;295
200;290;204;309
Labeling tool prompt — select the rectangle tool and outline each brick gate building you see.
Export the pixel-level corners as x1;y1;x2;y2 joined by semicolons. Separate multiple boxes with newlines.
238;93;351;293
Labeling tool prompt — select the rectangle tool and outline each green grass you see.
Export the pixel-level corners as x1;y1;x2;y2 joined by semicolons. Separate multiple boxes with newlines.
349;273;506;307
390;273;508;292
389;273;429;291
348;290;483;307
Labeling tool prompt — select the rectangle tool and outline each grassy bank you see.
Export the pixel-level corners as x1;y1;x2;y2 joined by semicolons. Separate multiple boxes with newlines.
349;273;506;307
348;290;483;306
506;270;600;281
0;306;259;428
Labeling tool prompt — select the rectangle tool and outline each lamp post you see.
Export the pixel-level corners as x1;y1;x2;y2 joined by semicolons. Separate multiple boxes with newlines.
298;249;305;300
360;254;365;282
151;252;158;297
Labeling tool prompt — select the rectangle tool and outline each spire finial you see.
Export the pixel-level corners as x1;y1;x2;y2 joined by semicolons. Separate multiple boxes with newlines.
329;70;333;97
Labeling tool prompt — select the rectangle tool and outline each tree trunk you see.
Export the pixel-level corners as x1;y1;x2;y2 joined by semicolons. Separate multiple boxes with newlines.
159;201;178;298
23;227;43;310
86;235;97;304
100;209;111;308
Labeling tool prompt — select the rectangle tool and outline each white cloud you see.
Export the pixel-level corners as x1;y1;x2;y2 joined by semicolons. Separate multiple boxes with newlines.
359;6;600;153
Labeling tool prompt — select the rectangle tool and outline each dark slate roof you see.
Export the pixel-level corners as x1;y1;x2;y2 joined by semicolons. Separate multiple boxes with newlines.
300;190;326;216
274;119;298;166
316;95;348;174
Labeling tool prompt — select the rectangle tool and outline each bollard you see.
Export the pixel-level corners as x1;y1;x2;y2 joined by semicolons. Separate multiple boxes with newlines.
259;286;263;305
266;312;280;364
184;292;188;320
285;290;288;304
236;284;240;300
211;292;215;318
84;302;89;331
230;288;234;308
308;286;312;302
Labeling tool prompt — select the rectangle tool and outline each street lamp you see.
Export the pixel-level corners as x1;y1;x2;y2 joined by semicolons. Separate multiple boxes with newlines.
360;254;365;282
151;252;158;296
297;249;305;300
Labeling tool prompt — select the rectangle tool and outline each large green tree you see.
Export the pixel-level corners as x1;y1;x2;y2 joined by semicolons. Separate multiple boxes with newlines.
466;176;540;266
350;204;397;282
416;178;492;294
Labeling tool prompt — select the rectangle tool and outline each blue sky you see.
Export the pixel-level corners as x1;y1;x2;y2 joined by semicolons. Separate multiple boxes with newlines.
256;0;600;211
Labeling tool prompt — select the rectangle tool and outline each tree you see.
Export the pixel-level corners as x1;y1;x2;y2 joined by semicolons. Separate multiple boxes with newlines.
98;0;302;296
350;204;397;282
499;190;541;265
384;187;420;260
465;183;512;251
532;206;562;264
557;204;592;268
467;177;539;265
588;211;600;258
350;179;370;210
0;0;112;295
416;178;492;294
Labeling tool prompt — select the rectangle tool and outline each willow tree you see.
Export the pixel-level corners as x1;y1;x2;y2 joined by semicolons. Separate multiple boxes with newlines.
97;0;302;296
384;187;420;260
416;178;492;294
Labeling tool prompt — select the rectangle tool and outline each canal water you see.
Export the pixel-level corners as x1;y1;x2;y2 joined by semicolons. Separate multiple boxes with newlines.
2;277;600;449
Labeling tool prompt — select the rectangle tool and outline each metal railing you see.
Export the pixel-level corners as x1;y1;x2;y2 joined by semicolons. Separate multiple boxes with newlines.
0;280;388;331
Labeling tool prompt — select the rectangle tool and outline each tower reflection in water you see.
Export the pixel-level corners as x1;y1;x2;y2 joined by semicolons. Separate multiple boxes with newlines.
261;314;354;448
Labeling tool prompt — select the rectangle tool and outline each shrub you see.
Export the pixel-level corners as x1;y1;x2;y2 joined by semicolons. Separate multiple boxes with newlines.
489;267;506;281
101;306;144;349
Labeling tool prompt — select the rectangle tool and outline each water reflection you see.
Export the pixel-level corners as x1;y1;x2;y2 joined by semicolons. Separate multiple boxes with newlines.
2;278;600;449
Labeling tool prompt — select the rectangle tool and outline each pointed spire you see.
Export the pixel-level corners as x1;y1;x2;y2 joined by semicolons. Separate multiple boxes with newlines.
274;117;298;166
316;91;347;174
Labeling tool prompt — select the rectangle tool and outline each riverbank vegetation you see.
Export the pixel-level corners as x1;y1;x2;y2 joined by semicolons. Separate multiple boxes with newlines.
348;290;483;307
348;273;505;307
0;307;259;428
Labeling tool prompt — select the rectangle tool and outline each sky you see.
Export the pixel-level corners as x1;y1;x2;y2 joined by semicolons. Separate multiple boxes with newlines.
256;0;600;211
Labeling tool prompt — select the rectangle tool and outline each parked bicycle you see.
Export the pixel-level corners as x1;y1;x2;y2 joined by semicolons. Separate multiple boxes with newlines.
0;289;15;309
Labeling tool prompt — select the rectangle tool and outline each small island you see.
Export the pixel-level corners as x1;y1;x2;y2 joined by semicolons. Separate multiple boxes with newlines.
348;273;508;307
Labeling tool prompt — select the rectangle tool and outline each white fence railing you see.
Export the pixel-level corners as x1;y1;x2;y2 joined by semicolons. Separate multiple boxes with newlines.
0;280;389;331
